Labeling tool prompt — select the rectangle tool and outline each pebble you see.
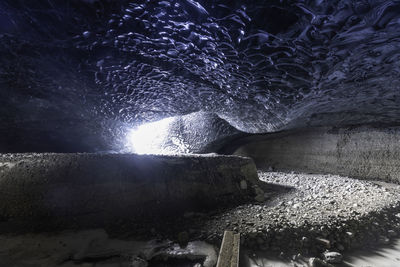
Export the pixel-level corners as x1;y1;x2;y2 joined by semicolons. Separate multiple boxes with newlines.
379;235;390;245
388;229;397;237
323;251;343;263
309;257;333;267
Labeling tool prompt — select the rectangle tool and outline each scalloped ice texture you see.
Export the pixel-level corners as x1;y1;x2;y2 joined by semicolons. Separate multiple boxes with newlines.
1;0;400;152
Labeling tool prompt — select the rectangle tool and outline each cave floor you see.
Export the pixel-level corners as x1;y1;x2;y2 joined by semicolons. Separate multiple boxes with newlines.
158;171;400;254
241;238;400;267
1;171;400;266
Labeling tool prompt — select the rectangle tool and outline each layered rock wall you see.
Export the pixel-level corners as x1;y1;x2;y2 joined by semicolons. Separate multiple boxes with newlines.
233;126;400;183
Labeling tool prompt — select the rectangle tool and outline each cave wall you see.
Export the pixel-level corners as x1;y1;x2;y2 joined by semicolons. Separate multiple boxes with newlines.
0;153;259;231
233;125;400;183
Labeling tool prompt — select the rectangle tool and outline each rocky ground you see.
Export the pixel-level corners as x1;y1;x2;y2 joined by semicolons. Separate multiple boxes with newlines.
1;171;400;266
226;171;400;265
153;171;400;265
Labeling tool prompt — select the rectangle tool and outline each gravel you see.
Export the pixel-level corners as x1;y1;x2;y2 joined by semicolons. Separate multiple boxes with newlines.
165;171;400;258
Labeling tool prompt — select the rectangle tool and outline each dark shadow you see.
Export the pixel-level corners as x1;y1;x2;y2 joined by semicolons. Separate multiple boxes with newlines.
338;238;400;267
148;257;204;267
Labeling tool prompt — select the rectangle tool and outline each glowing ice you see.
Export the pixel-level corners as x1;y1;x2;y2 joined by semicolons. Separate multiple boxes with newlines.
126;117;175;154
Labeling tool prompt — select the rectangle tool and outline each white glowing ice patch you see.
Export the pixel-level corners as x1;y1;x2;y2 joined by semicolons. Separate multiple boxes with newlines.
126;117;175;154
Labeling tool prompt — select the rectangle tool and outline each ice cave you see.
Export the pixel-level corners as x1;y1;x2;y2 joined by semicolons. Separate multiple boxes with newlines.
1;0;400;266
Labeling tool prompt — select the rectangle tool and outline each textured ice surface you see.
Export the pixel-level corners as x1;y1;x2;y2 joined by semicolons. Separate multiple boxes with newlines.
124;112;241;154
1;0;400;151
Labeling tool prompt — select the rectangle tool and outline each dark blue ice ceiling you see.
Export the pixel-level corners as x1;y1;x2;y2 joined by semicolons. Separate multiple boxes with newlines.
1;0;400;152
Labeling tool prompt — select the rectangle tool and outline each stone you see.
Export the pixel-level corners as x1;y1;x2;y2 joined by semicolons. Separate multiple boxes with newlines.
323;251;343;264
388;230;397;237
315;237;330;248
379;236;390;245
308;257;334;267
293;203;301;209
345;232;354;238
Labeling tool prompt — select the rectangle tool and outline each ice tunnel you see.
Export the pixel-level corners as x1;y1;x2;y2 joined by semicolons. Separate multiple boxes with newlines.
1;0;400;266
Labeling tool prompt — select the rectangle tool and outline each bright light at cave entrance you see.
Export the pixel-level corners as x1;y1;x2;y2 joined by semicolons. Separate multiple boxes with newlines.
126;117;175;154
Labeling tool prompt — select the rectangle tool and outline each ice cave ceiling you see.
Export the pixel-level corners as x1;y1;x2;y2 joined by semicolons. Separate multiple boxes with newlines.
1;0;400;152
